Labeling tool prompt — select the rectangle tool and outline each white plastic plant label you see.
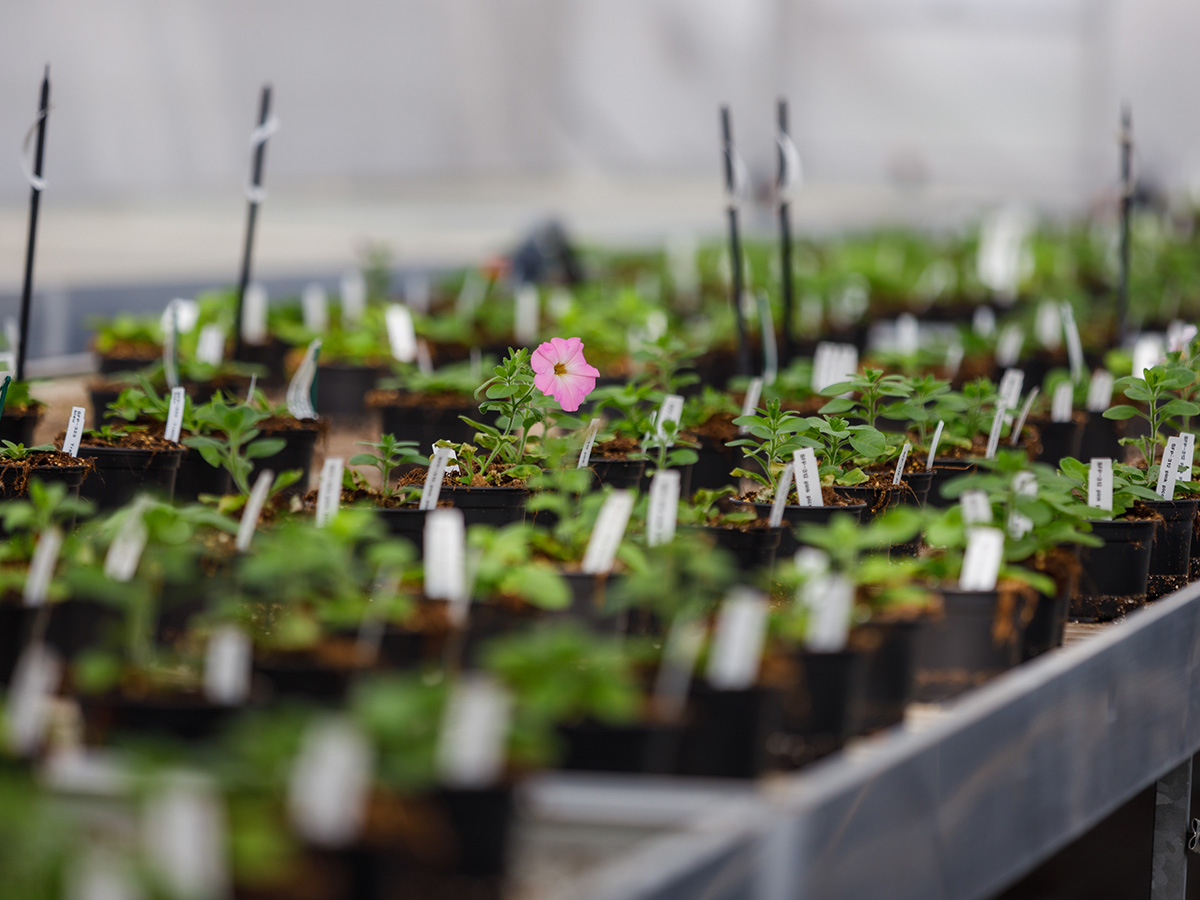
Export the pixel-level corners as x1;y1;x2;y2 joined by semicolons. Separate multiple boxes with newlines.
416;339;434;375
793;448;823;507
1051;382;1074;423
653;617;706;720
195;324;225;367
577;418;601;469
959;527;1005;592
315;457;344;527
438;675;512;789
738;378;763;433
6;643;60;756
756;293;778;385
286;338;321;420
653;394;684;446
104;500;149;583
1035;301;1061;348
419;445;453;511
1010;388;1039;447
241;282;268;344
1087;370;1114;412
926;420;945;471
985;402;1008;459
1178;432;1196;480
141;771;229;900
972;305;996;338
244;374;258;405
385;303;417;363
62;406;85;458
23;527;62;608
204;625;252;706
995;325;1024;369
159;297;199;336
960;490;993;526
944;340;964;377
65;845;140;900
707;588;768;691
582;490;635;575
1060;302;1085;383
892;443;911;486
1157;435;1182;501
302;283;328;333
1008;471;1036;539
647;469;681;547
895;313;920;356
424;508;467;618
769;463;795;527
998;369;1024;411
163;387;186;444
804;573;853;653
1088;458;1113;514
514;282;539;345
1132;334;1165;379
340;269;367;326
288;716;373;848
235;469;274;552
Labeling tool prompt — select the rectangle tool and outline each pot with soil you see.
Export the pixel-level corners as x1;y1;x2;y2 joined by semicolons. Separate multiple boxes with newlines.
249;416;323;499
0;399;43;446
689;412;740;491
698;522;782;575
771;647;870;768
315;362;387;420
738;489;868;558
557;719;683;775
1072;512;1157;621
1143;497;1198;600
368;388;492;457
1019;545;1081;660
854;616;920;733
678;683;783;779
67;428;186;510
0;448;91;504
1030;412;1086;466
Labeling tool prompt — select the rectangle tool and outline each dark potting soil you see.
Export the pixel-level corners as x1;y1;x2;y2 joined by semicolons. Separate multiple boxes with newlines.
258;415;325;436
300;486;452;511
365;388;476;411
692;412;738;443
931;425;1042;461
398;465;529;489
0;451;94;496
61;428;179;453
741;485;860;507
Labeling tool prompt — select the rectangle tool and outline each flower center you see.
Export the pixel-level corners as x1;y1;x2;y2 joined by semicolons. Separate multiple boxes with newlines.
553;362;568;375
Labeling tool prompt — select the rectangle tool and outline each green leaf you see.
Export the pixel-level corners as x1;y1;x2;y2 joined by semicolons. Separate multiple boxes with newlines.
1102;405;1141;420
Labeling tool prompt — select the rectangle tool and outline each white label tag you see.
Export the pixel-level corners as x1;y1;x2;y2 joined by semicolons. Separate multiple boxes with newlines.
959;527;1005;592
793;447;823;507
1179;432;1195;480
163;387;186;443
6;643;60;756
653;617;706;720
302;283;328;333
706;588;768;690
961;490;993;525
1132;334;1165;379
652;394;684;446
1088;458;1113;514
286;338;321;420
972;305;996;338
646;469;681;547
419;445;452;511
315;457;343;527
241;282;268;344
738;378;763;433
385;304;417;362
1157;435;1182;500
24;527;62;608
577;417;601;469
995;325;1024;368
416;339;434;375
195;324;226;367
204;625;252;706
1087;369;1114;412
926;420;945;471
1035;301;1061;348
1051;382;1074;422
944;340;964;377
804;573;853;653
142;772;229;900
514;283;539;345
581;490;635;575
104;500;149;582
1060;302;1084;383
245;373;258;406
892;442;911;486
998;368;1025;411
236;469;274;552
437;675;512;789
1010;387;1039;446
769;463;795;527
288;717;373;848
62;406;86;458
1008;471;1036;539
985;402;1008;459
425;509;468;620
812;342;856;392
756;294;778;385
895;313;920;356
340;270;367;326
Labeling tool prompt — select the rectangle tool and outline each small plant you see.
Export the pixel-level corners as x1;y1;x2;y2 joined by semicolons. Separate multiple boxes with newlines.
889;374;958;447
608;529;737;622
935;378;999;450
819;368;912;428
348;434;426;500
468;523;571;610
0;441;56;461
1057;457;1160;519
458;347;551;481
728;399;809;499
678;486;758;527
1103;364;1199;482
85;424;131;443
184;399;287;496
801;415;890;486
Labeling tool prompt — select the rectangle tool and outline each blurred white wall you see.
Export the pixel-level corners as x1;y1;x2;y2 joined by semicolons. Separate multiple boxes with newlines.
0;0;1194;206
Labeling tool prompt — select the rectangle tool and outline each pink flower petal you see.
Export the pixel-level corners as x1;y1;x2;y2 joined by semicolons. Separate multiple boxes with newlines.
531;341;557;375
533;369;558;395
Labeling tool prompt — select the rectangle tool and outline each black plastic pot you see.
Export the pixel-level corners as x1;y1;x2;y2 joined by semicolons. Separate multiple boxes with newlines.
1192;510;1200;583
1079;413;1124;461
855;619;919;733
589;457;645;491
375;506;427;554
927;458;977;508
698;525;781;574
97;352;157;375
435;785;515;878
742;500;867;559
1143;498;1198;600
557;721;683;775
559;571;622;631
690;434;739;491
836;483;901;524
0;407;40;445
772;648;869;768
0;460;88;500
249;425;319;499
1031;415;1086;466
75;445;185;510
377;397;486;456
678;684;782;779
1072;517;1156;621
1021;549;1079;660
172;447;233;501
236;338;290;388
83;692;240;743
315;363;385;420
253;655;359;706
441;486;528;527
638;462;693;500
912;586;1026;702
89;385;124;422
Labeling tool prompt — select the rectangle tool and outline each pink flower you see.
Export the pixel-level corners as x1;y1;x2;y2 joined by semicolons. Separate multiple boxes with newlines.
531;337;600;412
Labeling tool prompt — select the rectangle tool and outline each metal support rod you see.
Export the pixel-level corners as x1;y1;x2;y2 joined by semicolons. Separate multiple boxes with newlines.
720;106;751;378
1151;757;1191;900
777;99;795;366
1117;104;1132;338
233;84;272;362
16;67;50;382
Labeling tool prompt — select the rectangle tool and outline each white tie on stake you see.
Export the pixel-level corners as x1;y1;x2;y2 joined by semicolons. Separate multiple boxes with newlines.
1087;370;1114;412
236;470;275;552
1051;382;1074;423
424;509;468;622
707;588;768;691
1060;302;1085;383
286;339;321;420
419;445;453;511
577;418;602;469
288;717;372;849
793;448;823;508
438;675;512;789
163;387;186;444
1088;458;1113;514
1157;436;1183;501
195;324;226;367
20;109;49;191
244;114;280;203
204;626;252;706
315;458;343;527
892;443;912;486
738;378;763;433
62;406;85;458
776;129;803;200
582;490;635;575
23;527;62;608
647;469;681;547
302;283;328;333
959;527;1005;592
385;304;417;363
769;463;795;527
756;294;778;385
985;402;1008;459
1010;388;1039;446
926;420;945;471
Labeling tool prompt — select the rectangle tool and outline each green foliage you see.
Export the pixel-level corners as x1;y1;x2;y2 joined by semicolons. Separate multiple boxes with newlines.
608;530;737;621
0;441;56;461
801;415;889;486
819;367;913;427
349;434;426;501
1058;456;1160;519
1105;364;1199;484
728;399;808;496
185;398;287;496
677;486;757;528
351;674;446;792
467;523;571;610
796;507;923;571
459;347;549;480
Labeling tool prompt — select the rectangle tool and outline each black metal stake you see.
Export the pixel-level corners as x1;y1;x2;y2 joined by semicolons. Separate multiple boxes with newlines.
16;66;50;382
777;98;795;366
1118;104;1132;338
233;84;272;362
721;106;751;377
